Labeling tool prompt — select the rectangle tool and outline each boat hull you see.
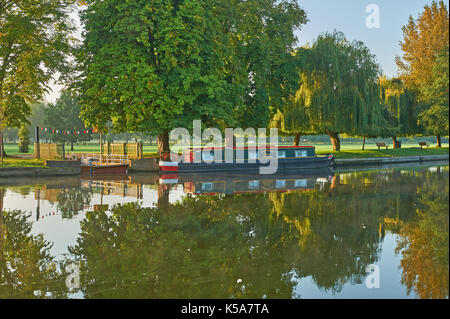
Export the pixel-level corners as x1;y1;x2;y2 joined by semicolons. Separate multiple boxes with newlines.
171;156;333;174
81;164;129;177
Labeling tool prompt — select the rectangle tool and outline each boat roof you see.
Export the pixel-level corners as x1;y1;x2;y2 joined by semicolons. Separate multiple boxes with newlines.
188;145;315;151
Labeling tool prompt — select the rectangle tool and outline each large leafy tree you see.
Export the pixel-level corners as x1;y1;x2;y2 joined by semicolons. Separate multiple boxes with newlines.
77;0;306;155
275;32;383;151
0;0;76;163
224;0;307;129
396;1;449;146
417;46;449;147
77;0;238;155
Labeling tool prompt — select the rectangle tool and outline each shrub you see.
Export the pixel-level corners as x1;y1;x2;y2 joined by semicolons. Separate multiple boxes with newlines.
18;125;30;153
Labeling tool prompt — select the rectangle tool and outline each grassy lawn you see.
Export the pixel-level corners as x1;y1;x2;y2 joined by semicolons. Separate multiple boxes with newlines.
316;147;449;159
0;158;46;168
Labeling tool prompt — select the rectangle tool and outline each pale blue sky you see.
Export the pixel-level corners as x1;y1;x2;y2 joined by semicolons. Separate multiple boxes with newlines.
44;0;448;103
295;0;449;77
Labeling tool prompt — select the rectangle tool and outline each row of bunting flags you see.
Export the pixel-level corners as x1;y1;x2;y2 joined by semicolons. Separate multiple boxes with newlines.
39;127;98;135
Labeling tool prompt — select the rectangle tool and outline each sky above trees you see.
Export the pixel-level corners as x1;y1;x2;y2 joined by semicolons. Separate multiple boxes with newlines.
295;0;448;77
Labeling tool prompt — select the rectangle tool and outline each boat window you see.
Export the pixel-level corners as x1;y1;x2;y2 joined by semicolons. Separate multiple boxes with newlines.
201;183;213;191
277;151;286;158
202;150;215;162
295;150;308;157
248;180;260;189
275;180;286;188
295;179;307;188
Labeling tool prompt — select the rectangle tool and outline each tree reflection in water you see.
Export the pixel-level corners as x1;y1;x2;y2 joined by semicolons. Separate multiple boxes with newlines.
0;210;69;298
396;168;449;299
56;187;93;219
63;167;448;298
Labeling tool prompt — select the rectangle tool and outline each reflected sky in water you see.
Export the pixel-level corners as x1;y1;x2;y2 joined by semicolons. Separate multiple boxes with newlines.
0;163;448;299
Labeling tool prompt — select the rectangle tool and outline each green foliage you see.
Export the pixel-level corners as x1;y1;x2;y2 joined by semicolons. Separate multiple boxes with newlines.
417;46;449;136
378;77;420;137
78;0;233;135
396;1;449;140
275;32;385;142
77;0;307;138
396;1;449;91
18;125;30;153
0;158;45;168
44;91;92;145
3;127;18;142
0;0;76;131
28;102;50;140
224;0;307;128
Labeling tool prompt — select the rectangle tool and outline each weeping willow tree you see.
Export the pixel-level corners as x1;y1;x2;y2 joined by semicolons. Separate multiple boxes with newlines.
269;79;312;146
273;32;384;151
378;77;419;148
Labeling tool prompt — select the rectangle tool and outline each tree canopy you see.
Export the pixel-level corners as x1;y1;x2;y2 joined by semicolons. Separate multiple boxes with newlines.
76;0;307;154
44;91;92;149
396;0;449;146
417;46;449;145
378;76;420;141
0;0;76;160
272;31;384;151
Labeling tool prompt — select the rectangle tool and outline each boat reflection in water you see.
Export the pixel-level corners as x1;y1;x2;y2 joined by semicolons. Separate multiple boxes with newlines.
160;169;334;196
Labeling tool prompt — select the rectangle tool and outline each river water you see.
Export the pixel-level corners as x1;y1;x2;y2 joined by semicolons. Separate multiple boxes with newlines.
0;162;448;299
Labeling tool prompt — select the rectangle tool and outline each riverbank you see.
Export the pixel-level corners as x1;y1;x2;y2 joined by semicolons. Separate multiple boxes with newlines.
0;166;80;178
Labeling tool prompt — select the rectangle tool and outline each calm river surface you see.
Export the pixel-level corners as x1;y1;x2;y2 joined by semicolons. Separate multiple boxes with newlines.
0;162;448;299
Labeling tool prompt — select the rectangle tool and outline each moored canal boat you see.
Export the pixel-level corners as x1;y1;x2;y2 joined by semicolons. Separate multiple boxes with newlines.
159;146;334;173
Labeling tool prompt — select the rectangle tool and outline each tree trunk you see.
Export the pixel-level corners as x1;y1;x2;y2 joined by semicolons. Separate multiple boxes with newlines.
362;136;366;150
0;187;4;212
294;133;301;146
436;135;441;148
392;136;397;149
158;131;170;159
0;128;5;164
70;141;74;151
328;131;340;152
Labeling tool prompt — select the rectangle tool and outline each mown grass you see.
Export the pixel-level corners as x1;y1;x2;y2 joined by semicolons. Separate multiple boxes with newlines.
316;147;449;159
0;158;46;168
